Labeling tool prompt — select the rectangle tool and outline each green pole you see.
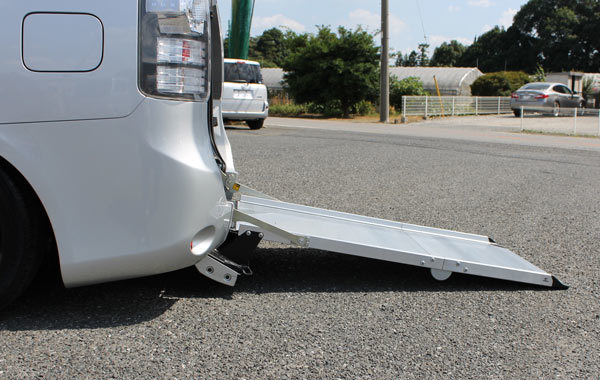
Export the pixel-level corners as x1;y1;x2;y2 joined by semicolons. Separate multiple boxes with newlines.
228;0;254;59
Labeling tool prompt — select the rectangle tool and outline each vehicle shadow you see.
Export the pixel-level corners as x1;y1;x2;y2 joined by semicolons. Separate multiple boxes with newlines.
0;247;546;331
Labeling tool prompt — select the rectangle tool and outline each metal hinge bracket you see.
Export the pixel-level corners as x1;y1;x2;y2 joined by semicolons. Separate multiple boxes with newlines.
232;209;310;248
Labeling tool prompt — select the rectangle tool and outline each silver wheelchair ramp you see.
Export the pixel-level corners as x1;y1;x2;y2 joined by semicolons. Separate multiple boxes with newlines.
231;195;566;288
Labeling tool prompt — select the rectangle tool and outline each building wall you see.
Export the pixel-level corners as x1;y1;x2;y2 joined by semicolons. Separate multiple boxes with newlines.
546;72;584;93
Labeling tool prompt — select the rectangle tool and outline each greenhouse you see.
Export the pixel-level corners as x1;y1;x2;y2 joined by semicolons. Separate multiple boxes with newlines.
261;66;483;97
389;67;483;96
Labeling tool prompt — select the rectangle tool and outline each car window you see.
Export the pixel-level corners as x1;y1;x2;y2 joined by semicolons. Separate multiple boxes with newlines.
561;86;572;95
224;62;263;84
552;85;566;94
522;83;551;90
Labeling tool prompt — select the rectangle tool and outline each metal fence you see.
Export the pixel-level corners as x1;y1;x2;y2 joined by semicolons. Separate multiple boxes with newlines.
517;106;600;137
403;96;512;117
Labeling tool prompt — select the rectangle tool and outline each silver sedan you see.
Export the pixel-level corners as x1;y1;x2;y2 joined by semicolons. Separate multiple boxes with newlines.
511;82;585;117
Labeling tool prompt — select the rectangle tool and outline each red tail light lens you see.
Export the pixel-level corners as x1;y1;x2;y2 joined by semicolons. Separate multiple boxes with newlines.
535;94;549;99
511;93;519;99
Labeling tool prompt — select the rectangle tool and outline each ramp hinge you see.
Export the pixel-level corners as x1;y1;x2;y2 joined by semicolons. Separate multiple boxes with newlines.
232;209;310;248
230;183;279;202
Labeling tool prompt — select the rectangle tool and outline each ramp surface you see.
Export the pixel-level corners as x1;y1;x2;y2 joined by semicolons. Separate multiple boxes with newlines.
236;195;565;288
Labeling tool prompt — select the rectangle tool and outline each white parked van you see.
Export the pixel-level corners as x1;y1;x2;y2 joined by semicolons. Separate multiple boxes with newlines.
222;59;269;129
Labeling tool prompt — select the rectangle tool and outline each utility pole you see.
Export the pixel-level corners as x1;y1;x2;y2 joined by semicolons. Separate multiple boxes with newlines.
380;0;389;123
229;0;254;59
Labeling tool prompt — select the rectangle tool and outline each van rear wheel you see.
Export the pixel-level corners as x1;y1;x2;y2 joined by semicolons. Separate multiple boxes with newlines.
0;166;47;309
246;119;264;130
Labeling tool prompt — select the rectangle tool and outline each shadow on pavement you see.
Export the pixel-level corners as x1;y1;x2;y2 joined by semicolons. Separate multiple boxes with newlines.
0;247;545;331
233;248;543;294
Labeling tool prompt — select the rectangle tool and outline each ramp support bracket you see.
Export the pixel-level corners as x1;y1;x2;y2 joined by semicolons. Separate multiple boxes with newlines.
232;209;311;248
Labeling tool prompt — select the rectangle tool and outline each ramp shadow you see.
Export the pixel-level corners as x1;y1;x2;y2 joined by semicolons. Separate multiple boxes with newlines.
232;248;545;294
0;248;545;331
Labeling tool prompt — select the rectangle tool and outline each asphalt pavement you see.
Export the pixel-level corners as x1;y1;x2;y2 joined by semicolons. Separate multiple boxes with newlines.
1;118;598;379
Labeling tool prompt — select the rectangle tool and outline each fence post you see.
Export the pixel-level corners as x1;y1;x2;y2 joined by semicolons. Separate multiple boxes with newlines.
573;107;578;135
598;109;600;137
475;97;479;116
403;96;407;117
452;97;455;116
497;97;501;115
424;96;428;118
520;106;524;131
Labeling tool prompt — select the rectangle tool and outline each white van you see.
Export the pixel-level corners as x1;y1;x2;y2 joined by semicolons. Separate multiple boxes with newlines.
0;0;565;308
222;59;269;129
0;0;236;306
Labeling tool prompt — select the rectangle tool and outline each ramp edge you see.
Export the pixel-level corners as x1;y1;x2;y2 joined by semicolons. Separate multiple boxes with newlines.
552;276;569;290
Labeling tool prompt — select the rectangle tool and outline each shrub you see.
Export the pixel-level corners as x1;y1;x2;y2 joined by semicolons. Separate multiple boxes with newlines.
471;71;531;96
306;101;343;118
353;100;377;116
389;76;427;111
269;100;375;118
269;103;308;117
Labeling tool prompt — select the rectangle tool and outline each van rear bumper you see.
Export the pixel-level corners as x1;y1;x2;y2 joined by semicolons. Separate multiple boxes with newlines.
222;109;268;120
0;98;232;287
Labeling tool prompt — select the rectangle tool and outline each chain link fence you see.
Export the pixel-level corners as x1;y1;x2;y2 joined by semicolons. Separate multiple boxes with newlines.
402;96;512;117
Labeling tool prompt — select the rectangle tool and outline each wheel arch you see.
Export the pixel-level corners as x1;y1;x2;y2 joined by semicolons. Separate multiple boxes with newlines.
0;153;60;273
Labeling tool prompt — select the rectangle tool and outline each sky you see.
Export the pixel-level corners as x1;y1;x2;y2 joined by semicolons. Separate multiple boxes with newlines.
218;0;530;55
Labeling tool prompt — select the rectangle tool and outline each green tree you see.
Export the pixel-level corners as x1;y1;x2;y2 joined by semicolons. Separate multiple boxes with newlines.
389;76;427;112
247;28;308;68
582;77;594;100
531;63;546;82
396;51;419;67
456;0;600;73
417;43;430;66
254;28;286;67
430;40;467;67
513;0;600;72
457;27;537;72
282;26;379;118
471;71;531;96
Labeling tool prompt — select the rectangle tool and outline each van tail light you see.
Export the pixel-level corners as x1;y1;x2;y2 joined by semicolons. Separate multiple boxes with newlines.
511;93;519;99
535;94;549;99
139;0;211;101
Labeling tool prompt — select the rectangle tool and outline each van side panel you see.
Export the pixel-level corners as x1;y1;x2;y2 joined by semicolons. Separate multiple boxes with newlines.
0;1;143;124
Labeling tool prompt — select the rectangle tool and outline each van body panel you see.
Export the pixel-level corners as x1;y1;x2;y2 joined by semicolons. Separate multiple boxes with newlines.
0;0;232;287
0;1;143;124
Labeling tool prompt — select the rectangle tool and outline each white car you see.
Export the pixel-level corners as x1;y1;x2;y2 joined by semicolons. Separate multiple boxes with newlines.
222;59;269;129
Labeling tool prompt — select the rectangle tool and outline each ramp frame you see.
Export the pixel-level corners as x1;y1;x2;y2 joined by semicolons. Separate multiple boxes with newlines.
229;195;566;289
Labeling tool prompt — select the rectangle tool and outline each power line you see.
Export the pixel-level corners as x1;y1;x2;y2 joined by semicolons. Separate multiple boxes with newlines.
415;0;428;43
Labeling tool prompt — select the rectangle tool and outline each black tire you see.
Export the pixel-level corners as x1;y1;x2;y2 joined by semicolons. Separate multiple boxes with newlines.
513;109;521;117
246;119;265;130
0;165;48;309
